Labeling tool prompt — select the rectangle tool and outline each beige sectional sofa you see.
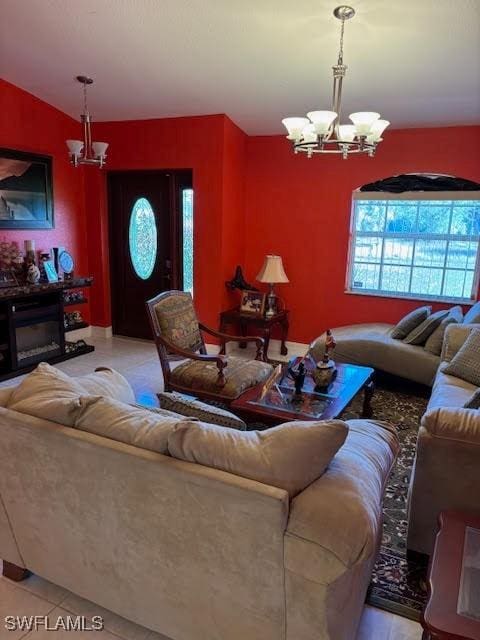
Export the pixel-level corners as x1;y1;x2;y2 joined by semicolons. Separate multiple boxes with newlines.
0;367;398;640
407;323;480;556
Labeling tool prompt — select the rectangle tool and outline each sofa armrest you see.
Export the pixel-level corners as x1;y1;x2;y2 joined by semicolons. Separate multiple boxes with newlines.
441;323;480;362
283;420;398;640
422;407;480;445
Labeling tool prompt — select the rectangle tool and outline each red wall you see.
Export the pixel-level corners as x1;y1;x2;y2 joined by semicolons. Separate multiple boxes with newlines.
0;79;90;322
88;114;242;329
244;126;480;344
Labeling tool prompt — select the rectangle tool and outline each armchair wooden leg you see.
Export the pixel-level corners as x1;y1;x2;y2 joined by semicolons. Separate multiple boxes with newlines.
3;561;30;581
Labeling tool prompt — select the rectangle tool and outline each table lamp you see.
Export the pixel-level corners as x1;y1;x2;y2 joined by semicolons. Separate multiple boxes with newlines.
256;255;289;317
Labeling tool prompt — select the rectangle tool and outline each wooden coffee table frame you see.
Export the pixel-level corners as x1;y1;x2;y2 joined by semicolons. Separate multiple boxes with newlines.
231;361;375;425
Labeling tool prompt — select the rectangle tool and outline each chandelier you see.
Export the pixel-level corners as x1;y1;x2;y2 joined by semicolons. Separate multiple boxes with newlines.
281;6;389;159
66;76;109;168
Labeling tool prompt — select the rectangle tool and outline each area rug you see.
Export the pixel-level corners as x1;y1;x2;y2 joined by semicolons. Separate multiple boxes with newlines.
341;379;429;621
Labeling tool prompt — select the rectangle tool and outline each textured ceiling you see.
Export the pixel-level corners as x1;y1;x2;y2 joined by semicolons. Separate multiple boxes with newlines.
1;0;479;134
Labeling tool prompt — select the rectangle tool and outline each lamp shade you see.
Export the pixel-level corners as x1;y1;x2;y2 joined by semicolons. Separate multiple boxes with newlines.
256;255;289;284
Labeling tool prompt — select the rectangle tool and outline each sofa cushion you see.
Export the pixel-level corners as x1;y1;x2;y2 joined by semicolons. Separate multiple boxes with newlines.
77;367;135;405
7;362;85;425
168;419;348;497
427;362;477;411
75;396;183;454
424;306;463;355
443;329;480;386
422;406;480;445
403;309;449;345
442;324;480;362
391;306;431;339
171;356;273;399
6;363;137;426
157;391;247;430
0;386;15;408
465;389;480;409
464;301;480;324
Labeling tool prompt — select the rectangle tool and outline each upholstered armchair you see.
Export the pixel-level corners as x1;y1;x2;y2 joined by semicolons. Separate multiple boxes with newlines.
146;291;273;403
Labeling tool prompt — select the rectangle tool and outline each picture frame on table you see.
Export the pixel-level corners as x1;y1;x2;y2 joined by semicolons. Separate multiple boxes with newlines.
0;148;54;230
44;260;59;283
240;290;266;316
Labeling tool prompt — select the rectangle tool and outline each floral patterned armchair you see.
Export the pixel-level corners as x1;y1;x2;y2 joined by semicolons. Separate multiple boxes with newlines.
146;291;273;403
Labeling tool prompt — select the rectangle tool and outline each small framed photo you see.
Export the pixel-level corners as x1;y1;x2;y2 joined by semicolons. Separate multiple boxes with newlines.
240;290;266;316
44;260;58;283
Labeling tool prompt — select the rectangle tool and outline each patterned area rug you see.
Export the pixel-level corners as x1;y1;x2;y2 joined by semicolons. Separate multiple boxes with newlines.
341;378;430;621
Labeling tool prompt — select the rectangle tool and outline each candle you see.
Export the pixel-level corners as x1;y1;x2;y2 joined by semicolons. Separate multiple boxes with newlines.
24;240;35;253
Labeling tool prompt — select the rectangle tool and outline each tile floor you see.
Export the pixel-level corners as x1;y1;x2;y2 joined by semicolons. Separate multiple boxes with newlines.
0;335;423;640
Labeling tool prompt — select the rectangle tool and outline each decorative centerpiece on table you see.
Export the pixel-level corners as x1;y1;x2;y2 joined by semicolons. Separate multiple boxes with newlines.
311;329;337;389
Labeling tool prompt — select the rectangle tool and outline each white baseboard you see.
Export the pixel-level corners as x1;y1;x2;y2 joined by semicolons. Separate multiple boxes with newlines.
206;338;309;361
91;326;113;339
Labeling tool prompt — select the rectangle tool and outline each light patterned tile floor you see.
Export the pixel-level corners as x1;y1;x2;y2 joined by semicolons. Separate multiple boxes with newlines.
0;336;423;640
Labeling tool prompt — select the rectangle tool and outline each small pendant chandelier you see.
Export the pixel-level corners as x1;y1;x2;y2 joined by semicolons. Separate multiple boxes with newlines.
282;5;389;159
66;76;109;168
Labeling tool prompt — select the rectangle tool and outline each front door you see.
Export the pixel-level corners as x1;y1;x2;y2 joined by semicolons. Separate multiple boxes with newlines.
108;170;192;340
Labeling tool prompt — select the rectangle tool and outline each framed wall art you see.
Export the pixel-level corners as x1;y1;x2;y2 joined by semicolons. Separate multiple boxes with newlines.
0;148;54;229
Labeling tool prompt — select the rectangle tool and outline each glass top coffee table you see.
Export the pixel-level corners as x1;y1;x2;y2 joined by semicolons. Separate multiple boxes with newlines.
231;356;375;425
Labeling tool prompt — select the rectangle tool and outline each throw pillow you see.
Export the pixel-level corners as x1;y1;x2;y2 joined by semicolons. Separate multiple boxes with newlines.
77;367;135;404
168;419;348;498
464;388;480;409
464;301;480;325
391;306;431;339
0;385;15;408
443;329;480;386
403;309;449;346
424;306;463;355
75;396;184;454
7;362;84;425
157;391;247;430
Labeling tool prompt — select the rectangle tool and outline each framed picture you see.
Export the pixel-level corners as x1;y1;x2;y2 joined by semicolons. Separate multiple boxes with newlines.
240;290;266;315
0;148;54;229
44;260;58;283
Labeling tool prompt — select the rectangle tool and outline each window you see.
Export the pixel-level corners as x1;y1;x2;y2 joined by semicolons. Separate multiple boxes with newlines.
182;188;194;295
129;197;157;280
347;193;480;302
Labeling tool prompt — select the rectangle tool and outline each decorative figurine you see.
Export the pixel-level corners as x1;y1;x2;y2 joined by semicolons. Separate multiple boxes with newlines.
288;361;306;399
225;265;259;292
26;263;41;284
312;329;337;389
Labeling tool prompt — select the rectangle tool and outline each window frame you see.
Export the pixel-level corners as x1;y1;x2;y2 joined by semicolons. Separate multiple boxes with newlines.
345;191;480;304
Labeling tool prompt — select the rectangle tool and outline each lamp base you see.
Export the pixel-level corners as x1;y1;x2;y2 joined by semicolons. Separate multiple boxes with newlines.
265;284;277;317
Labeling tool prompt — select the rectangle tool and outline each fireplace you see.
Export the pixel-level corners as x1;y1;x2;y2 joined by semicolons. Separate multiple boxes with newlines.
11;294;64;369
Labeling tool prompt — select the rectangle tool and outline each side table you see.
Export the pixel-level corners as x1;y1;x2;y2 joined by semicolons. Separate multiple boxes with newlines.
219;307;289;360
422;510;480;639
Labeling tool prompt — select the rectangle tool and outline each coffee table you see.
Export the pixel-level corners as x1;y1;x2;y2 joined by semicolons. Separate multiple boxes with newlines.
231;356;375;425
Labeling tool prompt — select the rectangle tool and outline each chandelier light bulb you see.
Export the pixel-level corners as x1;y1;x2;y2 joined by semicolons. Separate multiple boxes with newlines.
367;119;390;142
282;117;310;140
66;139;84;155
92;141;109;158
307;111;338;135
349;112;381;136
338;124;356;142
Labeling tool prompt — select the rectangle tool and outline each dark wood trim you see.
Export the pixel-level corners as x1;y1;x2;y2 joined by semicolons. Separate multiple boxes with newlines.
3;561;30;581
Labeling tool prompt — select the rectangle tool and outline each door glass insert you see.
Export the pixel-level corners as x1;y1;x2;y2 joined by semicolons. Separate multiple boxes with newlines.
129;197;157;280
182;188;194;295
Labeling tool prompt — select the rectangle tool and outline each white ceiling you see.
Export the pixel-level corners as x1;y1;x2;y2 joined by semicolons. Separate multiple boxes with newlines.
1;0;479;134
